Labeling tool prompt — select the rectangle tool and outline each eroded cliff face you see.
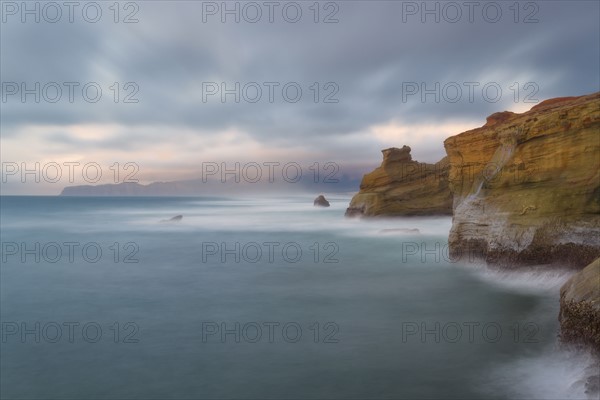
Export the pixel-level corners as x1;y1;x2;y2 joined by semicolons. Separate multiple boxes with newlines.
444;92;600;267
345;146;453;217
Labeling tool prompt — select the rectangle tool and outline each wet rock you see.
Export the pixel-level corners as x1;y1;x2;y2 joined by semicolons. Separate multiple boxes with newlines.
313;195;330;207
378;228;420;235
585;375;599;396
559;258;600;352
160;215;183;223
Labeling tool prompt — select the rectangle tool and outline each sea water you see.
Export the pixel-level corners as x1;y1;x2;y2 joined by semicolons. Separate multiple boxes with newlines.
0;195;595;399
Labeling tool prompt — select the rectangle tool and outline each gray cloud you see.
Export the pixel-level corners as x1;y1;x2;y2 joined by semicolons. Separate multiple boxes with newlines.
1;0;599;188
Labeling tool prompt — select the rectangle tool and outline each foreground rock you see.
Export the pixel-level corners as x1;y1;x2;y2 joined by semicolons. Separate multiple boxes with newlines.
559;258;600;352
314;195;330;207
445;92;600;266
345;146;453;217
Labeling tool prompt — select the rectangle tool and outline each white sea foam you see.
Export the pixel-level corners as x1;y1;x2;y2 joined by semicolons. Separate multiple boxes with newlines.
484;345;599;400
465;263;576;295
462;262;596;400
105;195;454;237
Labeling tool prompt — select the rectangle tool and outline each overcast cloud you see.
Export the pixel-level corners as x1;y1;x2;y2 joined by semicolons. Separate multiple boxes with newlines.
1;0;599;194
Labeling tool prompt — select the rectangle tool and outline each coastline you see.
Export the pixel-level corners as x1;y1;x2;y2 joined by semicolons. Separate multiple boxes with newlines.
344;92;600;357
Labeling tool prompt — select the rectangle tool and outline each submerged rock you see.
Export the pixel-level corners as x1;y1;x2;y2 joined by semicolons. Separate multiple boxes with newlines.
559;257;600;352
586;375;600;396
378;228;420;235
345;146;453;217
445;92;600;267
314;195;330;207
160;215;183;223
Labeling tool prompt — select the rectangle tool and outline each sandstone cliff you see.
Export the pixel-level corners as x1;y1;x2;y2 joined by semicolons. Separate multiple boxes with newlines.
345;146;453;217
444;92;600;267
560;257;600;352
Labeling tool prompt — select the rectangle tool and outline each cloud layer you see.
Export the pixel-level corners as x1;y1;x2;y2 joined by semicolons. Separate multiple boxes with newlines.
1;0;599;193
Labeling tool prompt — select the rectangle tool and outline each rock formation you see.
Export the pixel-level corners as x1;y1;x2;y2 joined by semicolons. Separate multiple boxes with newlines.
345;146;453;217
378;228;420;235
160;215;183;223
314;195;331;207
559;257;600;352
445;92;600;267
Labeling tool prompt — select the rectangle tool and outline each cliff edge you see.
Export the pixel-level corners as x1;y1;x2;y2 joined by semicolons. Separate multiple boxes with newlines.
444;92;600;267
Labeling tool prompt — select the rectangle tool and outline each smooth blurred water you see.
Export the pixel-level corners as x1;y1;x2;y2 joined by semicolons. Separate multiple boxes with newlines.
0;195;593;399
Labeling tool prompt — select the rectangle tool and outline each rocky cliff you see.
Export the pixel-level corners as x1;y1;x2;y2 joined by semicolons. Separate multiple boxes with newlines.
345;146;453;217
560;257;600;352
444;92;600;267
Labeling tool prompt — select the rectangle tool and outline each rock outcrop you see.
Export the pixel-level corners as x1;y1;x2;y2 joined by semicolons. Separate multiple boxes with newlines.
314;195;330;207
559;257;600;352
160;215;183;223
378;228;420;235
445;92;600;267
345;146;453;217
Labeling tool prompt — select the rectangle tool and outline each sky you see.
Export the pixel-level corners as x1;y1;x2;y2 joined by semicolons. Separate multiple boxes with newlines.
1;0;599;194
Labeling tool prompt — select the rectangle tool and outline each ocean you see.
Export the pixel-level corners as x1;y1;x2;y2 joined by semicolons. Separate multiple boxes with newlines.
0;195;595;399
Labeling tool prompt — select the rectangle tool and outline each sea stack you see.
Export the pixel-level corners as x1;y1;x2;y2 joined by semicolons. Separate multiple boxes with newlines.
314;195;330;207
345;145;453;217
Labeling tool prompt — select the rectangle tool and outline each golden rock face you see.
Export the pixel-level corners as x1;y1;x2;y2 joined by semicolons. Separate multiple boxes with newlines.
345;145;453;217
444;92;600;267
